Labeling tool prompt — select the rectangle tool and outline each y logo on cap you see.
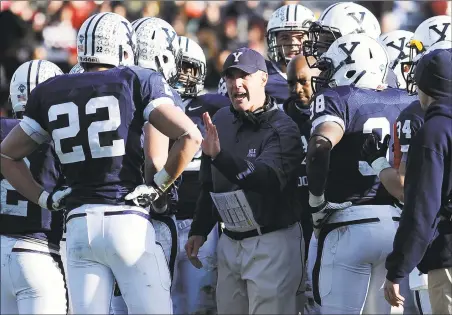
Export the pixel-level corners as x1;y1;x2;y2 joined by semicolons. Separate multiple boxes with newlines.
233;52;243;63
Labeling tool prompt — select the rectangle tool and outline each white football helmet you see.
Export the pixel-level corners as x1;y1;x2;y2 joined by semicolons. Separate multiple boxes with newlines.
266;4;315;63
304;2;381;61
69;63;85;74
410;16;451;55
173;36;206;97
312;34;389;93
378;30;414;89
407;40;452;94
9;60;63;116
132;17;182;85
217;77;227;96
77;12;136;68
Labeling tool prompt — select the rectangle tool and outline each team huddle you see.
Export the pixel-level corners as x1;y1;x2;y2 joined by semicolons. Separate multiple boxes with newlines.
1;2;451;315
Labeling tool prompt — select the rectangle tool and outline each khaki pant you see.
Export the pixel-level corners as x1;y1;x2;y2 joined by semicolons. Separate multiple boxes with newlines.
216;223;304;314
428;267;452;315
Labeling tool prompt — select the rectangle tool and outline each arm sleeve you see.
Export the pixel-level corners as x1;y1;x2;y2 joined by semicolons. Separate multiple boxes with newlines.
396;111;424;153
386;126;444;283
310;90;347;133
21;86;50;144
189;153;218;238
211;121;303;194
131;68;176;120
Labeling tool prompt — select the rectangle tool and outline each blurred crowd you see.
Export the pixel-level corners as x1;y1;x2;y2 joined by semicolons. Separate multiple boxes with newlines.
0;0;450;117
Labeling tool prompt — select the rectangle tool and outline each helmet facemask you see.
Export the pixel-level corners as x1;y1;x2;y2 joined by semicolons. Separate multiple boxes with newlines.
267;27;310;64
174;57;206;97
303;22;341;67
310;57;344;94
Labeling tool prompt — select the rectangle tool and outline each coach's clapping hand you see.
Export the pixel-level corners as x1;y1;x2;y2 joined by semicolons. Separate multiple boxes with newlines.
185;235;206;269
201;112;220;159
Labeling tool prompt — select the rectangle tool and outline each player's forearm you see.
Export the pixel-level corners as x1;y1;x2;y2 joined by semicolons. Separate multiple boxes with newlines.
158;130;202;190
144;122;169;184
1;157;44;205
379;167;404;202
306;137;331;197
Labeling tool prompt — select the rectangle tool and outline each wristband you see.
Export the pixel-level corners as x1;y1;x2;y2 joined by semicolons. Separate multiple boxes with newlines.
154;168;175;193
371;157;392;178
309;193;325;208
38;190;50;209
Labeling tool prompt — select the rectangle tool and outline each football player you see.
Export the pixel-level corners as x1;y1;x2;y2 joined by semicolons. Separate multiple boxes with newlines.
106;16;189;315
402;15;451;94
283;54;321;314
305;34;416;314
361;39;452;315
378;30;414;90
171;36;230;315
1;60;67;314
300;2;404;88
218;3;315;108
0;12;202;315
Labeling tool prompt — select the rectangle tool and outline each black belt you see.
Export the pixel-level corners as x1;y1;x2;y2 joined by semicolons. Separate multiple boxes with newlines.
223;225;288;241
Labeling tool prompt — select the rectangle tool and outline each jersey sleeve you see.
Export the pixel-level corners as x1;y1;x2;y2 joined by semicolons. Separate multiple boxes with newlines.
130;67;177;121
395;110;424;153
310;89;346;134
21;86;51;144
170;87;185;112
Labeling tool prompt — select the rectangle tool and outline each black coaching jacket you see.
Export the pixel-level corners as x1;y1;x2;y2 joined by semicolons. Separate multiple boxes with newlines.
189;96;303;238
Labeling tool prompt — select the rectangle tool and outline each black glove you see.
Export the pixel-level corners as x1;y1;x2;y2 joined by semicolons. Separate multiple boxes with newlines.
361;133;391;166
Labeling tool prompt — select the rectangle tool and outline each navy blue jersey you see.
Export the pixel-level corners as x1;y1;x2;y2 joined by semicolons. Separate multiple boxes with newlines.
0;118;64;246
22;66;178;210
176;93;230;219
283;99;311;210
310;86;417;204
265;60;290;108
217;60;288;108
396;100;424;153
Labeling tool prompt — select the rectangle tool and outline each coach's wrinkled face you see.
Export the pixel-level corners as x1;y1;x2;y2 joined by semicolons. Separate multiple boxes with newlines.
224;68;268;112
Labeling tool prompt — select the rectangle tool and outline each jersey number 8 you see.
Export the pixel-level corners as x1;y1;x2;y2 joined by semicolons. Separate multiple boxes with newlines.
49;96;125;164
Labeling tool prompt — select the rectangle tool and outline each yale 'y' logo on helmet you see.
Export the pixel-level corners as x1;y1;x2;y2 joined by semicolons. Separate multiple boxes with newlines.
18;84;26;93
338;42;360;64
429;23;451;42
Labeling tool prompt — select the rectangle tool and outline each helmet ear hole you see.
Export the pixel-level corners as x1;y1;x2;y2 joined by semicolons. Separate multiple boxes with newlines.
346;70;356;78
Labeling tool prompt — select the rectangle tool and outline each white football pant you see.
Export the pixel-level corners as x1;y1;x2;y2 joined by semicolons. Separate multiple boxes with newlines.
1;235;67;314
109;214;179;315
305;233;320;315
313;205;409;314
60;232;74;314
216;223;304;314
65;204;172;314
172;219;219;314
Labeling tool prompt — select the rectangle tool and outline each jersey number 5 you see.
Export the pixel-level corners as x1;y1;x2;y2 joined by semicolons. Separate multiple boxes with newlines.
359;117;390;176
49;96;125;164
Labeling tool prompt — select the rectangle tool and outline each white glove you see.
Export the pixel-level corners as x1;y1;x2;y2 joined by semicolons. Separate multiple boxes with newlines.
38;187;72;211
309;193;352;238
125;184;161;207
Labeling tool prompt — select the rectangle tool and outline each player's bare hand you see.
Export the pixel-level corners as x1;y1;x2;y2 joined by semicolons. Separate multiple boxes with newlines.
201;112;220;159
185;235;206;269
384;279;405;307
